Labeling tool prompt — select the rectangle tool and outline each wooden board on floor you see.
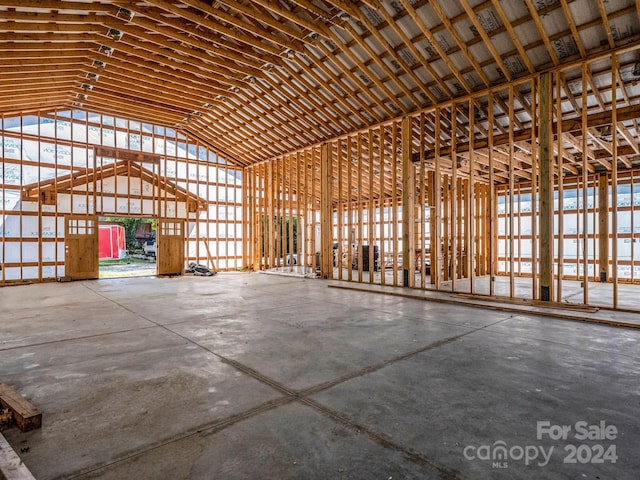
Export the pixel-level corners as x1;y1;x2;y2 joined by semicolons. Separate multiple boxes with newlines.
0;383;42;432
452;293;599;313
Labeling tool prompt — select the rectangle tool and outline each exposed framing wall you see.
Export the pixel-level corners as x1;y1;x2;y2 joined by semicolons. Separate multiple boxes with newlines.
247;46;640;311
0;109;243;284
247;148;321;272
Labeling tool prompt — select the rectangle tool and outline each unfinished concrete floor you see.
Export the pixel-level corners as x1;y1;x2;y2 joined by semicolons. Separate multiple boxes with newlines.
0;273;639;479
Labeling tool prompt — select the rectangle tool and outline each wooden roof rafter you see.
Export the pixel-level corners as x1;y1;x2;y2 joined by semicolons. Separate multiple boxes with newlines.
248;0;417;113
132;2;388;128
351;0;448;104
587;128;632;168
97;4;362;156
0;0;638;166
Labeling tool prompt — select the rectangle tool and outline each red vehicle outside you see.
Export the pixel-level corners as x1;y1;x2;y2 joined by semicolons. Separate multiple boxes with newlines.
99;223;126;260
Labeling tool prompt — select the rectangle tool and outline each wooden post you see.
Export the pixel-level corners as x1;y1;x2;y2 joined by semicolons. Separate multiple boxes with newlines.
262;163;268;268
336;143;343;280
488;96;496;296
296;152;302;271
451;107;458;291
611;54;618;308
598;173;609;281
392;123;399;286
267;161;275;268
302;152;309;269
508;87;515;297
434;109;442;289
379;126;386;285
246;166;254;270
468;102;475;294
530;78;538;299
368;130;375;283
320;143;333;279
357;135;364;283
443;174;450;282
429;170;436;284
539;72;553;301
288;155;294;270
259;165;265;271
278;157;284;267
419;114;426;288
457;177;463;279
581;63;589;304
347;138;354;282
310;151;317;272
556;73;564;301
401;116;415;287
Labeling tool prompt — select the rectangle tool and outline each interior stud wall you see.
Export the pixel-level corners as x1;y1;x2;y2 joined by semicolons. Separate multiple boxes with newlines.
247;47;640;311
0;110;243;283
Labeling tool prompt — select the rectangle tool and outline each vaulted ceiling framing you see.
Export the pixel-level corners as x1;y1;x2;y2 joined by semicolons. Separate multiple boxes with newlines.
0;0;639;168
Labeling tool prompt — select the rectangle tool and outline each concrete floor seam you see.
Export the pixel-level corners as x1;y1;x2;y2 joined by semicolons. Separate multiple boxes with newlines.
168;315;492;402
298;397;468;480
57;330;469;479
81;283;164;327
78;286;299;400
0;325;160;352
297;331;476;397
81;290;319;326
204;348;471;479
62;396;294;480
108;281;501;397
160;326;488;479
81;283;209;341
81;284;297;401
82;280;490;403
113;302;481;478
53;289;474;478
214;355;298;398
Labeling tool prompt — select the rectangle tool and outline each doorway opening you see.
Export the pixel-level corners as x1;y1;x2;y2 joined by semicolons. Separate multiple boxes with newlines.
98;216;157;278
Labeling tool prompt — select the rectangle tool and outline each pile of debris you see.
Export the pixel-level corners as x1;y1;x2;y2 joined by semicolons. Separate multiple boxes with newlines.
0;407;12;432
186;262;216;276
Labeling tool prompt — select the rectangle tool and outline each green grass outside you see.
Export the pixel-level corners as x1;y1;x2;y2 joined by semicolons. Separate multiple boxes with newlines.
99;257;155;266
99;256;157;278
99;268;156;278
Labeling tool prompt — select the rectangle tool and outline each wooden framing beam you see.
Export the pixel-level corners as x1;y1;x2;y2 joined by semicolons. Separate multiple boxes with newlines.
598;173;609;281
539;73;553;301
414;104;640;162
401;116;415;287
320;142;333;279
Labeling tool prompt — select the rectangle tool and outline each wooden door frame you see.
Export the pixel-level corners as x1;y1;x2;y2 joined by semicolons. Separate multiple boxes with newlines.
156;218;186;276
64;215;99;280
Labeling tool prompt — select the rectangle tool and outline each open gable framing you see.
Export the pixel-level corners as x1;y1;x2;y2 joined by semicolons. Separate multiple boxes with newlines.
1;110;244;282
